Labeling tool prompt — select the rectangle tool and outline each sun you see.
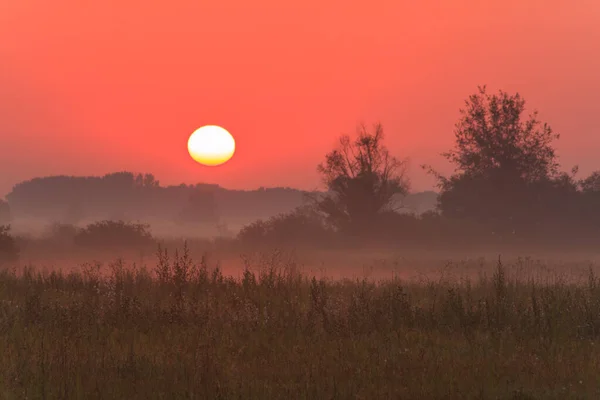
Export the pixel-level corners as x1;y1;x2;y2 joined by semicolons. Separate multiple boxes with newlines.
187;125;235;166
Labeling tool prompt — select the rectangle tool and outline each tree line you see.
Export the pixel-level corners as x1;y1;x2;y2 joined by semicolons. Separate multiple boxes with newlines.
2;85;600;253
1;173;304;224
240;86;600;249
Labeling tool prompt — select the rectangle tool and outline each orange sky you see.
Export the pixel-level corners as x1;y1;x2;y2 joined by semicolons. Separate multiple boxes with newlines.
1;0;600;196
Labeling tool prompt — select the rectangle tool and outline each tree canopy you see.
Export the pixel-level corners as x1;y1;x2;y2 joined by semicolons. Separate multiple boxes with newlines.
427;86;577;236
442;86;560;183
315;123;409;233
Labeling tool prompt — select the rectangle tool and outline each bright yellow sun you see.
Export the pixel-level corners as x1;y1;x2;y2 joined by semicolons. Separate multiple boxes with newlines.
187;125;235;166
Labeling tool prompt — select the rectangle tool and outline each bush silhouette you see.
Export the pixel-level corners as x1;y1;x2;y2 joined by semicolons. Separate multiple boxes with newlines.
74;220;155;249
0;225;19;263
238;206;333;247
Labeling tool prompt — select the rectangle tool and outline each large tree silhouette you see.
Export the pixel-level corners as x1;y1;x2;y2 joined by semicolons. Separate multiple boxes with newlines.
316;123;409;233
427;86;563;235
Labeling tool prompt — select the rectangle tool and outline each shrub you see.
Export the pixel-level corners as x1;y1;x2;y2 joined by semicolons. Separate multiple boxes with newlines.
0;225;19;263
237;206;333;247
74;220;155;250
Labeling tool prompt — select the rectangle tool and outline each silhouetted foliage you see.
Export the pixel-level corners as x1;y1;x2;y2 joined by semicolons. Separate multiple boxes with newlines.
238;206;334;247
0;225;19;263
74;220;155;250
315;123;410;234
0;199;10;224
571;170;600;238
425;86;571;236
134;173;160;188
8;86;600;250
580;171;600;194
442;86;559;181
5;173;319;222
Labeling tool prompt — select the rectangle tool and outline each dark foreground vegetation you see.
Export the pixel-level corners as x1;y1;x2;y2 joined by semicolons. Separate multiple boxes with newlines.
1;248;600;399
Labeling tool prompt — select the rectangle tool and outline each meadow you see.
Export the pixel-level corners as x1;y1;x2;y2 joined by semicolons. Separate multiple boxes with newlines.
1;245;600;399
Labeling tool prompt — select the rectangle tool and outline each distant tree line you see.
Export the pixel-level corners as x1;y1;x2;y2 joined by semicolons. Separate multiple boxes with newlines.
3;172;305;225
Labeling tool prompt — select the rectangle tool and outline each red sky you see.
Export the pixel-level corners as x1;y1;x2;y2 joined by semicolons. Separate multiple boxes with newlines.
1;0;600;196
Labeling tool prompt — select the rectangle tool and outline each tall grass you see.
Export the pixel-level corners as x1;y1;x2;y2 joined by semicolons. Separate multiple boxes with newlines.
1;247;599;399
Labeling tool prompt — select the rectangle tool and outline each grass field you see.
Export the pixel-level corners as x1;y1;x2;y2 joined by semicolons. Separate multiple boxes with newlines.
1;246;600;399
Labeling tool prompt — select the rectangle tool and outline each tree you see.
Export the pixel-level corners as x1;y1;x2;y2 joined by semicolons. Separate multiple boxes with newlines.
134;173;160;188
575;171;600;237
580;171;600;194
103;172;136;190
443;86;559;182
426;86;563;235
315;123;409;233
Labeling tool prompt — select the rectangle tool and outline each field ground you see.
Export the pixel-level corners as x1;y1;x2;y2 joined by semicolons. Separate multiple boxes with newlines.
1;247;600;398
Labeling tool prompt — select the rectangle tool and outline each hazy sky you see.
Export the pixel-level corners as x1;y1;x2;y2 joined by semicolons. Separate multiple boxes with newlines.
2;0;600;196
